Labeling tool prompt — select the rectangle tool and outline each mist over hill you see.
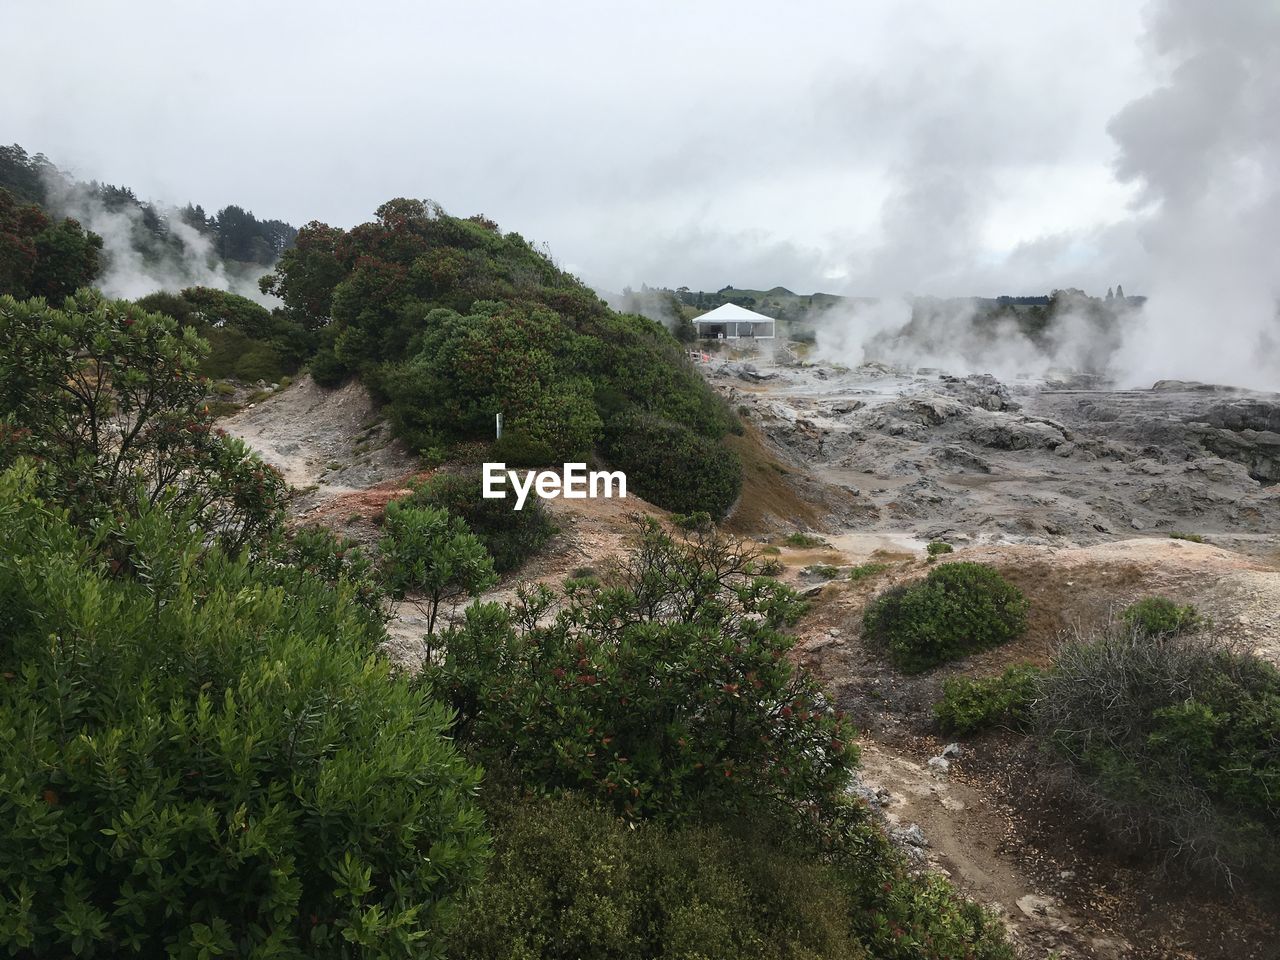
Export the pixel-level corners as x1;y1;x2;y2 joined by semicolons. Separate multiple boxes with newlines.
0;144;296;302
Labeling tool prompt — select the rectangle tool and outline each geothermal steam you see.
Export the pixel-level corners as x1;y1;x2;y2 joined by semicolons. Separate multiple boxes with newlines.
816;0;1279;391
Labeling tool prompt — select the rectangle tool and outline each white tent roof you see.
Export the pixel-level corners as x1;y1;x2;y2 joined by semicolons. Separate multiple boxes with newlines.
694;303;775;323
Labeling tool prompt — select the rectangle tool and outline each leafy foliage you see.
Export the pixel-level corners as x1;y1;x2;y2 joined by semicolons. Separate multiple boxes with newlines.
453;786;1014;960
848;561;891;583
260;199;742;511
0;466;487;958
601;410;742;517
925;541;954;557
382;301;601;460
135;286;313;382
1037;628;1280;886
934;665;1043;735
0;291;286;551
402;471;556;573
0;187;101;300
380;501;497;637
430;517;853;823
1120;596;1204;639
863;563;1028;673
450;792;868;960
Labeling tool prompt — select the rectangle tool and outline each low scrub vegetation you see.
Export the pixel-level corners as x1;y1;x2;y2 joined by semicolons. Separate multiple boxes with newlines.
258;201;742;515
601;410;742;517
863;563;1028;673
0;466;487;957
432;519;1015;959
0;291;287;551
1037;622;1279;887
135;286;312;384
849;560;892;583
1120;595;1205;638
783;531;827;548
403;470;557;573
935;665;1044;735
925;541;954;557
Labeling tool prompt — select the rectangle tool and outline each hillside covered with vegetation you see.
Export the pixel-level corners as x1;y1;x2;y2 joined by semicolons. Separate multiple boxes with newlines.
262;199;744;516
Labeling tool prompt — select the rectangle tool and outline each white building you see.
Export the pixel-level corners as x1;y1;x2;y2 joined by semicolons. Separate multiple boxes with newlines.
693;303;776;340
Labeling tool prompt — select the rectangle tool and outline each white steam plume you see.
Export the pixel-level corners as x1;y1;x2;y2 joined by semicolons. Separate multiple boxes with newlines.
813;0;1279;391
42;174;274;304
1109;0;1280;390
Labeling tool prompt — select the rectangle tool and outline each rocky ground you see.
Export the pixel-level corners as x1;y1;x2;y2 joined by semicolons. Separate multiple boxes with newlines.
224;362;1280;960
711;360;1279;556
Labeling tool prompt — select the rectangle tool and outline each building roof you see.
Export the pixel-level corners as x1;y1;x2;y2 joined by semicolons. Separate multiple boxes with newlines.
694;303;776;324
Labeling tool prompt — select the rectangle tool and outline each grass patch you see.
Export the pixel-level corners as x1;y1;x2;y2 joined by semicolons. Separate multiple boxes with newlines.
784;532;828;548
848;561;891;583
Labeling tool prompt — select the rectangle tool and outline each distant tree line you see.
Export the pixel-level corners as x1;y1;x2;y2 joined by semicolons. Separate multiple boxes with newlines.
0;144;297;281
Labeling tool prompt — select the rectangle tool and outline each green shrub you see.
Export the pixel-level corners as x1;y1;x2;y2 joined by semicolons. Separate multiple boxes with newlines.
784;532;827;548
430;517;852;823
804;563;840;579
601;411;742;518
489;429;556;468
380;501;497;636
0;291;286;551
926;541;954;557
451;791;867;960
1121;596;1204;638
1037;628;1280;885
1168;531;1205;543
258;200;740;485
863;563;1028;673
309;345;350;387
453;787;1013;960
0;467;487;957
405;471;557;573
758;558;785;576
934;665;1043;735
848;561;891;583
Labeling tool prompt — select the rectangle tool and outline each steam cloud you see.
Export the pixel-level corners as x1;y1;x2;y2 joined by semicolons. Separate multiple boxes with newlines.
1108;0;1280;390
42;175;274;305
816;0;1280;391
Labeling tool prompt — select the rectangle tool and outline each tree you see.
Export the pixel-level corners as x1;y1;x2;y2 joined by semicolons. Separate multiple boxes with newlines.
430;516;854;823
0;187;101;300
380;501;497;639
0;290;286;550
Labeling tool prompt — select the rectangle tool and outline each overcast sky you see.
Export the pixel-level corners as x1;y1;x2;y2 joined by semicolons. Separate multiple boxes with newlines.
0;0;1227;296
